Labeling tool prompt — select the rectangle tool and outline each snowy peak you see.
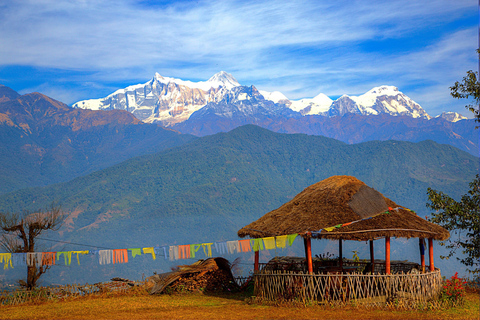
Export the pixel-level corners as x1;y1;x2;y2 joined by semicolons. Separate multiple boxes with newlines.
436;112;467;122
365;85;399;96
289;93;333;116
286;85;431;119
334;85;431;119
207;71;240;90
150;71;239;91
312;93;334;106
188;85;300;121
259;90;289;104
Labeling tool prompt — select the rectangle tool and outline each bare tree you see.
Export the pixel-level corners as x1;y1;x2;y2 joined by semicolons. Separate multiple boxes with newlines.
0;204;65;289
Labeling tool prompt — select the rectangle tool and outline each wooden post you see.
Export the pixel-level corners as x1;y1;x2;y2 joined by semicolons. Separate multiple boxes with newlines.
305;236;313;274
419;238;425;273
428;238;434;271
254;250;259;272
369;240;375;274
339;239;343;270
385;237;391;275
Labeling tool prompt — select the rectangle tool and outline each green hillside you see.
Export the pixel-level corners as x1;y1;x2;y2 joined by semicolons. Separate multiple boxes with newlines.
0;125;477;250
0;90;195;194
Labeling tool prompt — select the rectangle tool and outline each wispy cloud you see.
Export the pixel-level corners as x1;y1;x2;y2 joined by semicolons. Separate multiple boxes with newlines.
0;0;477;115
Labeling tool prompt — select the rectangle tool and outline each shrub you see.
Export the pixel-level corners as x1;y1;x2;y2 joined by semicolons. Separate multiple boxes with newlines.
439;272;467;306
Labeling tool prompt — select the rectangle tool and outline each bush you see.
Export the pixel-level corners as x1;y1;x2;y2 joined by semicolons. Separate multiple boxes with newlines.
439;272;467;306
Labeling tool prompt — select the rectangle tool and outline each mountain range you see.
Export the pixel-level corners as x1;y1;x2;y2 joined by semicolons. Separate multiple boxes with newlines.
72;72;478;156
73;71;452;124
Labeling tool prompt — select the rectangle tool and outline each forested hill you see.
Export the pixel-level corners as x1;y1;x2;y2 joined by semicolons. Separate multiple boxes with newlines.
0;87;195;194
0;125;477;249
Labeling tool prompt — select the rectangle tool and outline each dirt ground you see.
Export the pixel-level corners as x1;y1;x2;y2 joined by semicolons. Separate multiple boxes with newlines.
1;290;479;320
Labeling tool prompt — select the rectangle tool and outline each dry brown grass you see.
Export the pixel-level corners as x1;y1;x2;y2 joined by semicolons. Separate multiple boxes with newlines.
1;288;479;320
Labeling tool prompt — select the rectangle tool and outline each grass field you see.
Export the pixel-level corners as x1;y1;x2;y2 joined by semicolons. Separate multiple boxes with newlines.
1;289;479;320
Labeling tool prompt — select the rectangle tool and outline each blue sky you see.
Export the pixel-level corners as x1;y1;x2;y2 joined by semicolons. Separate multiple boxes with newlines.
0;0;477;117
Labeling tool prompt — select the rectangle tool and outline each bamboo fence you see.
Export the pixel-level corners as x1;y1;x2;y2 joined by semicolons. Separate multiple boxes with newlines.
253;269;442;308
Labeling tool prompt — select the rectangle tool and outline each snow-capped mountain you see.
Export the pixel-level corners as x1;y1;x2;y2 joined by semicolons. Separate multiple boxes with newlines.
188;85;299;120
73;71;240;126
288;93;333;116
436;111;467;122
327;86;431;119
258;90;290;104
172;85;300;136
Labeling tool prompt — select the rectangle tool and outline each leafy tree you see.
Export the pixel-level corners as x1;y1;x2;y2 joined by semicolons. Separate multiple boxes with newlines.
449;49;480;125
0;204;65;289
426;51;480;275
426;175;479;275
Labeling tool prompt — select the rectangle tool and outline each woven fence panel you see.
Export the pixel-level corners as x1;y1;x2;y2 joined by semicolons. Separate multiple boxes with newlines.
253;269;442;309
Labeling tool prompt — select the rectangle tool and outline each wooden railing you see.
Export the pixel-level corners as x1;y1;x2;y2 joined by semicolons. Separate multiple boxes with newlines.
253;269;442;308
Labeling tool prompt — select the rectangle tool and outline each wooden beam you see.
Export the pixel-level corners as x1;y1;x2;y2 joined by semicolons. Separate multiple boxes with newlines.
254;250;259;272
428;238;434;271
419;238;425;273
369;240;375;274
385;237;391;275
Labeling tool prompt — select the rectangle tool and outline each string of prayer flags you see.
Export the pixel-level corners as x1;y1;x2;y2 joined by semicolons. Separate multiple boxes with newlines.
0;232;304;268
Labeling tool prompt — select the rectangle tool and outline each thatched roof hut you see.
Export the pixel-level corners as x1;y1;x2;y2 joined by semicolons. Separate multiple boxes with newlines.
238;175;449;241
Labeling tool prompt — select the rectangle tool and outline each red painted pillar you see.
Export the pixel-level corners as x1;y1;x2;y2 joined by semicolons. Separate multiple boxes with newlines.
306;237;313;274
254;250;259;272
428;238;434;271
385;237;391;275
419;238;425;273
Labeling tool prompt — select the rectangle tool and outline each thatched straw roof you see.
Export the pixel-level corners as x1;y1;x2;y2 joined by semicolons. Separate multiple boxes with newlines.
238;176;449;241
